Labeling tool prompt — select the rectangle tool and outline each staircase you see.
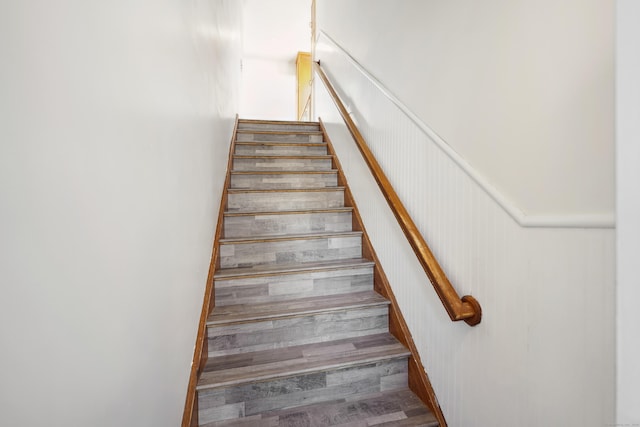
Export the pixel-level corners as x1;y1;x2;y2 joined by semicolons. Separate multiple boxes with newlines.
195;119;439;426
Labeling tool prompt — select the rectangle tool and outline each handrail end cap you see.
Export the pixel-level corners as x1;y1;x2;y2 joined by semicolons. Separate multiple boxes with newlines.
461;295;482;326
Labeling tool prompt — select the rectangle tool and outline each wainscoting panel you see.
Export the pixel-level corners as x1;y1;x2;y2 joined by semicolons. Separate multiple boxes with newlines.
314;35;615;427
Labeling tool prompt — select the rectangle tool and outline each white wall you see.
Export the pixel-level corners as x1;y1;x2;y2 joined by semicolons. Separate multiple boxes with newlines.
314;29;615;427
240;0;310;120
316;0;614;220
616;1;640;424
0;1;241;426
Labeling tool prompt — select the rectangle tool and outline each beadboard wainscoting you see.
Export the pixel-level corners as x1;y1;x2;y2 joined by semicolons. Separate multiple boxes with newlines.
314;36;615;427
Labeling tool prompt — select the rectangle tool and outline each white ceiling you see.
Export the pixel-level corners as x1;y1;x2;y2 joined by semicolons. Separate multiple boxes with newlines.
240;0;312;120
242;0;311;62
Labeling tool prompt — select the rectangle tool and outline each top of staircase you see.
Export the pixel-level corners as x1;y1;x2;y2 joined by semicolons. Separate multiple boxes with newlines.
238;118;319;125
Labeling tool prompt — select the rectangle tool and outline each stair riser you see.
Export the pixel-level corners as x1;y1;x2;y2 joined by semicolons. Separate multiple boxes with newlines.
238;123;320;132
232;157;332;172
226;190;344;212
208;305;389;357
234;144;327;156
197;358;408;424
236;132;323;143
230;173;337;190
215;267;374;306
197;389;437;427
219;236;362;269
224;211;352;238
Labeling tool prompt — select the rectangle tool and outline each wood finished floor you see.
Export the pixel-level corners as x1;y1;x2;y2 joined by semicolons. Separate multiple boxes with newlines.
201;388;438;427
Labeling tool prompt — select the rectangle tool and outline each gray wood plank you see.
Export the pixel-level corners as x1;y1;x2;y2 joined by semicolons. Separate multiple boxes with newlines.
227;188;345;211
214;264;373;306
214;258;375;280
200;388;437;427
230;171;338;189
208;305;388;356
207;290;388;326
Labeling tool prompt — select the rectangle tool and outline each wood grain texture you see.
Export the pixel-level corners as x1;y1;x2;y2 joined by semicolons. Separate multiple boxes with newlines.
214;258;374;280
199;389;438;427
207;290;388;326
232;157;332;173
198;333;409;390
236;130;324;143
198;357;410;424
218;231;363;269
226;187;345;212
234;142;328;156
214;262;372;307
207;305;389;356
229;170;338;190
315;62;481;327
187;118;438;426
321;119;448;426
182;115;240;427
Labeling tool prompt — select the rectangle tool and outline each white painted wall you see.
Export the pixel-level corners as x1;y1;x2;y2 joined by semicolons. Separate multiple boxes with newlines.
316;0;614;219
616;1;640;424
0;1;241;426
314;32;615;427
240;0;311;120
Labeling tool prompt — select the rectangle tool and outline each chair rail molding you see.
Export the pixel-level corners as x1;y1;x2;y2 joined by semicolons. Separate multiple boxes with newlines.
317;30;615;230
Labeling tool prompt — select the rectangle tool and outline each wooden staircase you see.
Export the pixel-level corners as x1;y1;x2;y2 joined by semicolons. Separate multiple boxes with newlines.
194;119;439;426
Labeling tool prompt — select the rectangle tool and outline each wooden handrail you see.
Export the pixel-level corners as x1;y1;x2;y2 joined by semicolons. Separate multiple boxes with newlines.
314;62;481;326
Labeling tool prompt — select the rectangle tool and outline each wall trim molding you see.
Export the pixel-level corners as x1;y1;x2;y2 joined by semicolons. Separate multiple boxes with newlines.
317;30;615;229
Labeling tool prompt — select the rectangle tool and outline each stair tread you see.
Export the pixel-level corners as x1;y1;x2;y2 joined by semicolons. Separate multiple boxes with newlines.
200;388;438;427
219;230;361;245
230;170;337;174
237;130;323;135
197;333;409;390
214;258;374;279
227;186;344;194
235;141;327;146
207;290;387;326
223;207;353;217
238;119;319;125
233;155;332;159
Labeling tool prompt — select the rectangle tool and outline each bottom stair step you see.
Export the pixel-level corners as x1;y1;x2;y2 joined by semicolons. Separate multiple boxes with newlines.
200;388;438;427
197;334;412;424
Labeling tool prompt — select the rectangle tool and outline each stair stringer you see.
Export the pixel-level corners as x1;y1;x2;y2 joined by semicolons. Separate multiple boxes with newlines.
320;118;448;427
182;115;240;427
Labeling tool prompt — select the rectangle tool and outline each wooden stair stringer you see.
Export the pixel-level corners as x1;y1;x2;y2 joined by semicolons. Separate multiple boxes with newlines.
182;115;241;427
319;118;448;427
